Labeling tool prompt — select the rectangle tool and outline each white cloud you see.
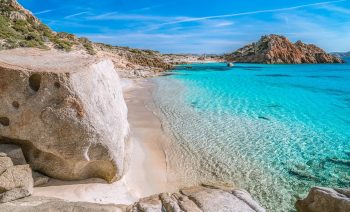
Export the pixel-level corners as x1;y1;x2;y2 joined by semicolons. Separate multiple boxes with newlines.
34;10;52;15
154;0;346;26
65;12;89;19
215;22;234;27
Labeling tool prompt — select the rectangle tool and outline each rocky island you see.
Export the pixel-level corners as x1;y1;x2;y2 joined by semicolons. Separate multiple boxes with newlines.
1;0;350;212
221;34;346;64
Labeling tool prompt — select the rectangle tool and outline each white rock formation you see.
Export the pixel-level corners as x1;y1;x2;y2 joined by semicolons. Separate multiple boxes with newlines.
0;48;131;183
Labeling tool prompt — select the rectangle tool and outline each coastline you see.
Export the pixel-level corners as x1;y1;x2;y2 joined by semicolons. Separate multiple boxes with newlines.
33;78;173;205
122;78;175;196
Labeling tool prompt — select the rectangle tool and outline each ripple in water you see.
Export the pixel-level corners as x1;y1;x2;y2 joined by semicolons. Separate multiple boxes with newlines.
151;60;350;212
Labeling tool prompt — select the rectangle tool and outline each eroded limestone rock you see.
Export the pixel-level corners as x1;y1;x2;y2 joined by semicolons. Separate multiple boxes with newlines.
295;187;350;212
0;48;131;183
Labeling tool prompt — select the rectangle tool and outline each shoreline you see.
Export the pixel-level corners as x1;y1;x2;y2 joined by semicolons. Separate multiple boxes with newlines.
122;78;175;197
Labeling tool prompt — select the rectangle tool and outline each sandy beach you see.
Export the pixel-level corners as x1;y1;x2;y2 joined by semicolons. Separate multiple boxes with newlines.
33;78;171;205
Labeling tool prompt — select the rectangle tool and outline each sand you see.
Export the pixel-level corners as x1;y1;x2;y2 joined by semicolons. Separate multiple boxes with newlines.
33;78;171;205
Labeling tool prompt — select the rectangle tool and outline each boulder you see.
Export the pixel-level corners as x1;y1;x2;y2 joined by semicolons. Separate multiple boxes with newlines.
32;171;50;187
137;194;163;212
0;156;13;174
0;144;27;165
180;186;264;212
227;63;234;67
295;187;350;212
0;48;131;183
0;164;33;203
159;193;182;212
0;196;124;212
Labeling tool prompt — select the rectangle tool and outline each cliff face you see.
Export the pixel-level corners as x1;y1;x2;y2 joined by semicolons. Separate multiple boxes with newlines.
0;48;131;183
221;34;346;64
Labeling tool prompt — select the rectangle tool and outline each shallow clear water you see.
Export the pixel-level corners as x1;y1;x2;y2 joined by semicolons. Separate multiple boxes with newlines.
151;59;350;212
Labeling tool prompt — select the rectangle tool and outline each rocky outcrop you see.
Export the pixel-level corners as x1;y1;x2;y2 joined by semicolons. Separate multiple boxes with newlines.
0;145;34;203
0;185;265;211
295;187;350;212
0;196;125;212
0;144;51;203
0;48;131;183
126;185;266;212
0;164;33;203
221;34;346;64
1;0;40;23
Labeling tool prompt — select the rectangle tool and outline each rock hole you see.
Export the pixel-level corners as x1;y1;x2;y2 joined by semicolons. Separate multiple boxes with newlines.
12;101;19;109
54;82;61;89
29;74;41;92
0;117;10;126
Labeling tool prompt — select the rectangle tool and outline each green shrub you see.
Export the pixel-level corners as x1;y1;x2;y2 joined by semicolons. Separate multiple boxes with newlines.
54;39;72;52
57;31;68;38
26;32;42;42
144;49;154;56
0;14;10;30
132;49;143;54
0;30;24;40
12;19;30;33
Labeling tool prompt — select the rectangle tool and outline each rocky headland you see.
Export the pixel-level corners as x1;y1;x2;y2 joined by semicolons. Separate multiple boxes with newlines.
221;34;346;64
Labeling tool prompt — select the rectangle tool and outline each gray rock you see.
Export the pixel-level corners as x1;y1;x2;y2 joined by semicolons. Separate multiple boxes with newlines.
181;186;260;212
0;156;13;174
295;187;350;212
159;193;182;212
0;49;131;183
172;192;202;212
0;164;33;203
231;189;265;212
137;194;164;212
32;171;50;187
0;144;27;165
0;196;124;212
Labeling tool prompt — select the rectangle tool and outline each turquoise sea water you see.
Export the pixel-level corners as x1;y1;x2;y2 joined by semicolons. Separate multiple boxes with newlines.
151;58;350;211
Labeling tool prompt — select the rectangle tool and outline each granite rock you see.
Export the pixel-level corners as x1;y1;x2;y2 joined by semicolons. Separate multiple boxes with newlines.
0;196;124;212
0;164;33;203
295;187;350;212
0;49;131;183
125;185;265;212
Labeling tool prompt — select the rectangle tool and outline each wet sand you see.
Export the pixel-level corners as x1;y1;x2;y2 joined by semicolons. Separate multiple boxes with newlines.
33;78;171;204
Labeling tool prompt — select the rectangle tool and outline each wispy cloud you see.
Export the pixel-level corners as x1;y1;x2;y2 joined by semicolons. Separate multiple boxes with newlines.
155;0;346;26
88;13;181;22
135;4;166;11
215;22;234;27
65;12;89;19
322;4;350;14
285;16;289;29
34;10;53;15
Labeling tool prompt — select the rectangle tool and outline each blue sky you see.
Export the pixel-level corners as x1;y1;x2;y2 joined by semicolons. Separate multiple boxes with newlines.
19;0;350;53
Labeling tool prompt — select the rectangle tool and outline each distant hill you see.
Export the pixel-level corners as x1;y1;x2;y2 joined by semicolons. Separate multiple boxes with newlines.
329;52;350;58
220;34;345;64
